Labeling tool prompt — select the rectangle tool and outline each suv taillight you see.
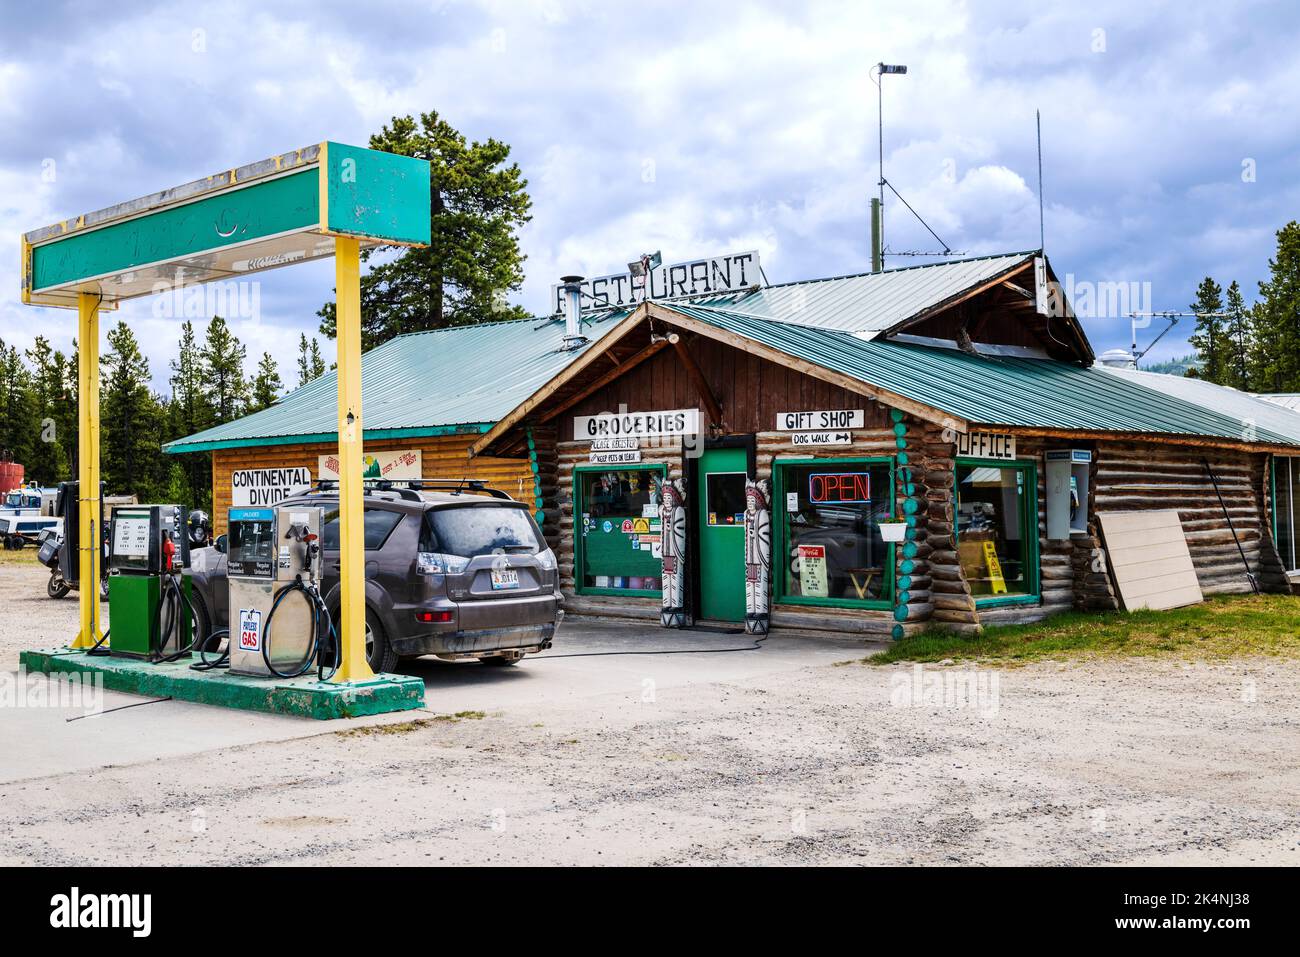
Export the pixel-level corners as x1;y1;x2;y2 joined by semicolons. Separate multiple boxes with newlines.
418;552;470;575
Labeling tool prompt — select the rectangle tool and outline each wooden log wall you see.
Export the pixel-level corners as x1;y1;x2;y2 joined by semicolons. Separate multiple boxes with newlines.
530;424;560;545
209;433;533;534
1092;441;1288;597
919;422;979;636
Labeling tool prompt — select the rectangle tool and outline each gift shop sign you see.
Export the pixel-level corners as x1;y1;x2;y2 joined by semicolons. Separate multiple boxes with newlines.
776;409;865;431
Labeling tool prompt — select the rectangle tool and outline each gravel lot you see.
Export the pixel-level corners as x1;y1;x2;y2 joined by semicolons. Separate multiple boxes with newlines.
1;557;1297;866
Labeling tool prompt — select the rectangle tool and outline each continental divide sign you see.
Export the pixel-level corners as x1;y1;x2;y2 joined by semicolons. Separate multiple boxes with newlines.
231;467;312;506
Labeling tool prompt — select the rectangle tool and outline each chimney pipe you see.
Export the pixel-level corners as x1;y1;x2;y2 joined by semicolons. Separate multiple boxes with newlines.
560;275;587;350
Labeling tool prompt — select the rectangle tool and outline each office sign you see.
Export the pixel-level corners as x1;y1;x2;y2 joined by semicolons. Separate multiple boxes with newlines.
790;431;853;447
231;467;311;506
574;409;700;440
956;431;1017;460
776;409;865;431
550;251;760;313
318;448;422;481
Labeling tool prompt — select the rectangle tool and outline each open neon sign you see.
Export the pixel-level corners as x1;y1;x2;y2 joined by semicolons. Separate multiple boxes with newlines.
809;472;871;504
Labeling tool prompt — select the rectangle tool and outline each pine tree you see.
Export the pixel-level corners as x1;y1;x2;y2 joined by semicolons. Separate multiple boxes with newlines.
1250;221;1300;392
1186;277;1226;385
101;321;166;499
199;315;248;423
248;351;284;412
167;320;212;512
65;339;79;480
296;332;327;386
24;336;70;485
0;341;38;470
1222;281;1252;391
317;111;533;349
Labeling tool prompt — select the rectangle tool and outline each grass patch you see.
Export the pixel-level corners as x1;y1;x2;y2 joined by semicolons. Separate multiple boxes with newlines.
430;709;486;722
336;718;432;737
0;548;41;565
869;594;1300;666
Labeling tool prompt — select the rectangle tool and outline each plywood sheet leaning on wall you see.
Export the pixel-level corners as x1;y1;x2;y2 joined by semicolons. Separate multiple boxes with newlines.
1097;510;1203;611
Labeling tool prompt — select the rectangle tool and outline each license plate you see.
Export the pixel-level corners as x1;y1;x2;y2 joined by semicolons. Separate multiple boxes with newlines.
490;569;520;589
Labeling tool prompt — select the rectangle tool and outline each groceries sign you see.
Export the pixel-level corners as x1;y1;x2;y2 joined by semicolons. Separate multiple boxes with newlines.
574;409;701;440
551;251;761;314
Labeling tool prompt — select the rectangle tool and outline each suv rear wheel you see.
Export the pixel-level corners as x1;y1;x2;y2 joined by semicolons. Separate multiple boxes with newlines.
364;607;399;674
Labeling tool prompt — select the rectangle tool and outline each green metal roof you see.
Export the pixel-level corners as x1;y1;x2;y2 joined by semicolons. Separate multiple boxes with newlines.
665;302;1300;447
664;251;1038;337
163;310;630;453
167;252;1047;453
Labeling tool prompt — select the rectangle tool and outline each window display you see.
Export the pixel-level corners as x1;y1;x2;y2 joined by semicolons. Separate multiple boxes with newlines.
575;466;665;594
956;463;1036;599
777;460;893;604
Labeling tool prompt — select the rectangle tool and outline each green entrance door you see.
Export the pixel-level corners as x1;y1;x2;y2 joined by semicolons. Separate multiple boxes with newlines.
697;447;748;622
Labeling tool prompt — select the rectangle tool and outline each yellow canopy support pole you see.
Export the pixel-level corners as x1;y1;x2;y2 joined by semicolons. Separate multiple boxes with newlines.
71;291;102;649
331;237;375;683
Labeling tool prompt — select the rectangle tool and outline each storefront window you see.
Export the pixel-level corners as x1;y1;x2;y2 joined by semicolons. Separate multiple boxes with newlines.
1274;456;1300;571
775;460;894;605
575;465;665;595
956;462;1037;600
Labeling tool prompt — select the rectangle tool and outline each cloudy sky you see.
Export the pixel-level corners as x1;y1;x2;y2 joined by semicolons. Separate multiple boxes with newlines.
2;0;1296;391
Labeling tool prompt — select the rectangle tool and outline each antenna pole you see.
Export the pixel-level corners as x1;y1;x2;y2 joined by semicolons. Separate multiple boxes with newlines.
1036;109;1045;252
877;64;885;268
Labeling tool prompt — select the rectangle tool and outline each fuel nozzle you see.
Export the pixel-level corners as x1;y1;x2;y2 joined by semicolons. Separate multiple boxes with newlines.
284;522;320;577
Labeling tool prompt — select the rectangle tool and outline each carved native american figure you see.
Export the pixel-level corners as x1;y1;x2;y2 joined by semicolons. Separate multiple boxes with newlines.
743;477;772;635
657;476;689;627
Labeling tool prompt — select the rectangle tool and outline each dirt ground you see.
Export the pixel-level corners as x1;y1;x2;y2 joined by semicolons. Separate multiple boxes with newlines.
1;556;1298;866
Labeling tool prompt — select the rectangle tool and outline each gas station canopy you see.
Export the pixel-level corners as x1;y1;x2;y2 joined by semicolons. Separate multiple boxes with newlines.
20;141;431;308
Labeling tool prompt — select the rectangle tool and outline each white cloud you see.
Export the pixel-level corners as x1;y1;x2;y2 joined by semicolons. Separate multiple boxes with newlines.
2;0;1298;387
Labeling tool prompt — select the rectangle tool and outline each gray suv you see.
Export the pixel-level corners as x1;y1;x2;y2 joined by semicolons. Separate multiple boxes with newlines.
188;482;562;672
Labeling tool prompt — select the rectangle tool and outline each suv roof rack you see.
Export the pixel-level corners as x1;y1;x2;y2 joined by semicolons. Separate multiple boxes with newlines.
411;478;513;500
311;478;513;501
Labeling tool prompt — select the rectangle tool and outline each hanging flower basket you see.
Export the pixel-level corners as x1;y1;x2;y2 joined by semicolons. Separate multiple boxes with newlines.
877;520;908;543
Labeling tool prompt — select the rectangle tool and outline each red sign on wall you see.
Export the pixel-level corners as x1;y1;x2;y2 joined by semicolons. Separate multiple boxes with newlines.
809;472;871;504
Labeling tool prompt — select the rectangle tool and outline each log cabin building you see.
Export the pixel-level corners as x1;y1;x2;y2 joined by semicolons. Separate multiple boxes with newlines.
471;251;1300;637
168;250;1300;639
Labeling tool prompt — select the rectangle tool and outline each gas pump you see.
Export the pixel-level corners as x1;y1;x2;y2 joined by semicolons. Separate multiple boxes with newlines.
105;504;192;660
226;505;334;678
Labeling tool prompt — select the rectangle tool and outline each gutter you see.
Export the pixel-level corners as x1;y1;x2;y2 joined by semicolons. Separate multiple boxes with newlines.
164;422;495;455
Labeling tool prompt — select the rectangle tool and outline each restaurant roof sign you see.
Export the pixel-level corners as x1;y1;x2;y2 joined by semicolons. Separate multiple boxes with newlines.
550;250;760;315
